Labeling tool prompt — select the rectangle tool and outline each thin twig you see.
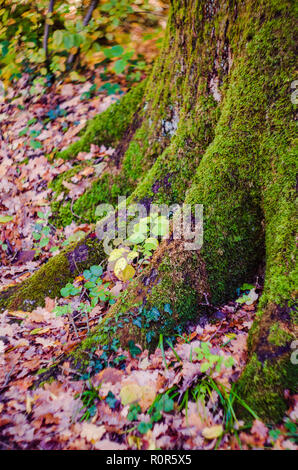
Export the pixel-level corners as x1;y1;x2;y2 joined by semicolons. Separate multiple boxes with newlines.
68;312;79;339
43;0;55;66
67;0;99;67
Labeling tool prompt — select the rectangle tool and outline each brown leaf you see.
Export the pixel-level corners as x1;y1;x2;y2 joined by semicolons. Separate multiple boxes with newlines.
93;367;124;386
251;419;268;440
45;297;56;312
81;423;106;443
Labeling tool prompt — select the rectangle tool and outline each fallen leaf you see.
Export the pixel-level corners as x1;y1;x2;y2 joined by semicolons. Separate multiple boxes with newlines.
81;423;106;443
202;424;223;439
251;419;268;440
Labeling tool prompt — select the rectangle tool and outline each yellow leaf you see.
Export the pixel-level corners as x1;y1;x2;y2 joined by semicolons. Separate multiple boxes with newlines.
127;251;139;261
120;383;142;406
118;264;135;282
120;383;156;411
202;424;223;439
108;248;126;262
30;327;50;336
127;435;141;450
114;257;127;278
8;310;28;319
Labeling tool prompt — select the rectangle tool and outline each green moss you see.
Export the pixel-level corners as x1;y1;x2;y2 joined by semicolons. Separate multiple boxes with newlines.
268;322;293;347
236;353;297;423
57;80;146;160
49;164;86;196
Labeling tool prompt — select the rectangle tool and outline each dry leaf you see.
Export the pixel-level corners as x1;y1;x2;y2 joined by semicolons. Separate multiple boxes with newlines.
202;425;223;439
81;423;106;443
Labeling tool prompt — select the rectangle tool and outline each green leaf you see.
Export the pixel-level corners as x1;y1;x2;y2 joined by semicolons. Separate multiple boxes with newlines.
144;237;159;250
201;342;211;355
113;59;127;74
83;269;91;280
60;283;73;297
63;33;74;50
39;237;49;248
103;45;124;58
90;265;103;277
240;283;255;291
161;396;174;413
19;127;29;136
106;391;118;409
200;362;210;373
73;33;83;47
53;30;64;47
128;340;142;358
84;281;95;289
152;216;169;237
33;232;41;240
29;139;42;149
41;226;50;236
54;305;70;316
128;232;146;244
127;403;141;421
137;422;152;434
269;429;282;441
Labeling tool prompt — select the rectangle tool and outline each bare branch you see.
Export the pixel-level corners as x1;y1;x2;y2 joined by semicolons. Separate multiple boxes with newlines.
43;0;55;66
67;0;99;68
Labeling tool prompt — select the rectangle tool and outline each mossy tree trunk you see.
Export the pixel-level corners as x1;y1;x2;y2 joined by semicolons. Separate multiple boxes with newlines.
1;0;297;422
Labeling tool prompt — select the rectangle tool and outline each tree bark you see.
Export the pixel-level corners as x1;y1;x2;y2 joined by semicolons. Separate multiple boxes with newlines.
43;0;55;68
2;0;297;422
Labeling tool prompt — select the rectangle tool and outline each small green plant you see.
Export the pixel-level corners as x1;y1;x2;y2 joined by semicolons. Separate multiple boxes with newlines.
128;340;142;358
0;240;8;252
80;338;127;381
54;265;115;319
80;83;97;100
19;117;44;149
60;282;82;298
107;213;169;281
127;403;141;421
76;380;102;421
128;392;175;435
105;391;118;409
236;284;258;305
194;342;235;373
54;304;72;317
32;211;52;254
83;265;115;307
131;304;173;345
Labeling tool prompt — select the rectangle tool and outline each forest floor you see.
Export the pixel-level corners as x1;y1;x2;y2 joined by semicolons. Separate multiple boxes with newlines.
0;73;297;451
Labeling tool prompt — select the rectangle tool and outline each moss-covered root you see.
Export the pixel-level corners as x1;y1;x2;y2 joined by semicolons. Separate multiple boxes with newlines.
0;234;105;312
70;239;211;362
236;303;297;423
57;79;146;160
